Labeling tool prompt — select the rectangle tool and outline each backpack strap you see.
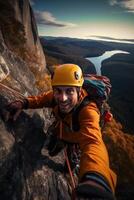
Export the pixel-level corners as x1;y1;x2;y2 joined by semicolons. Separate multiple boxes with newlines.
72;96;91;131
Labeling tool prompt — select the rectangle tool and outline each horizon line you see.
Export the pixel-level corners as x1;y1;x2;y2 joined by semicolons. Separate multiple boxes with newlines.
39;35;134;44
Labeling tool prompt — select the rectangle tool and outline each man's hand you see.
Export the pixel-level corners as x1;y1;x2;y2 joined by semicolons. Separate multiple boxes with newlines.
5;100;24;121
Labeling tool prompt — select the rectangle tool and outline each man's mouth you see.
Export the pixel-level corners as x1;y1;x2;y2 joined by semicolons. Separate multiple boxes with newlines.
59;103;69;109
58;101;71;110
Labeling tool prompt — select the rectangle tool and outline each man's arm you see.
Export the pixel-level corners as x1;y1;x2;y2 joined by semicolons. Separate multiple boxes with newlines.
27;90;54;109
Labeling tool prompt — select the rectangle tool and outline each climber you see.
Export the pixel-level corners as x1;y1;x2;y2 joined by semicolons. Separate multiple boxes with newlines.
6;63;117;199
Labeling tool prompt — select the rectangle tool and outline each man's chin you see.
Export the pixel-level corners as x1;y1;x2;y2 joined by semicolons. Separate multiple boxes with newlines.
59;106;72;114
60;108;70;114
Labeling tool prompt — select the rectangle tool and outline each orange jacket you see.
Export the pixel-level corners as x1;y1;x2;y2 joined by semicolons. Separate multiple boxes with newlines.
27;89;117;192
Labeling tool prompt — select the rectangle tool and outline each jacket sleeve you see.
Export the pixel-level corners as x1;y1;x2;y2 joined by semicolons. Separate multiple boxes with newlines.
26;90;55;109
61;102;102;147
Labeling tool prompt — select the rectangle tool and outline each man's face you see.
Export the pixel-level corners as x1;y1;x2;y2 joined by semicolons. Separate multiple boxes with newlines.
53;86;80;114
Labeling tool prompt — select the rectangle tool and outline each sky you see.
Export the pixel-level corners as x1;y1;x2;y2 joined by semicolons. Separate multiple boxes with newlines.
30;0;134;41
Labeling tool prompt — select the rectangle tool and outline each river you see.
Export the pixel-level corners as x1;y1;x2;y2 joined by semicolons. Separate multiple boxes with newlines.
86;50;130;75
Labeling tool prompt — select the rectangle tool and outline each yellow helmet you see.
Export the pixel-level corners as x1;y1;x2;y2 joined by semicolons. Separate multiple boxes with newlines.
51;64;84;87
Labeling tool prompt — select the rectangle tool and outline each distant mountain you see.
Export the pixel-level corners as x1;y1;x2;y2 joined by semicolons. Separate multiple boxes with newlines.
88;35;134;43
102;53;134;134
40;36;115;74
40;36;114;57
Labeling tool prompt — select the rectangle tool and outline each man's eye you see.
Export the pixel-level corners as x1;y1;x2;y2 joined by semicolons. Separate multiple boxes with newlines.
66;89;74;95
53;89;61;95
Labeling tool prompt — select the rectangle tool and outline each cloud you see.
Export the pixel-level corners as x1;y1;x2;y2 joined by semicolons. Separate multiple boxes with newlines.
109;0;134;12
109;0;117;6
35;11;77;27
121;0;134;12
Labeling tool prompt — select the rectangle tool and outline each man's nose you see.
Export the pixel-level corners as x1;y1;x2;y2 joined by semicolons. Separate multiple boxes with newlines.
59;92;68;101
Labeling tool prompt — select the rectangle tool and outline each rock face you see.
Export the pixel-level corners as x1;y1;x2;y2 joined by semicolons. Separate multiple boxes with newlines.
13;0;46;71
0;84;71;200
0;30;38;95
0;0;46;92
